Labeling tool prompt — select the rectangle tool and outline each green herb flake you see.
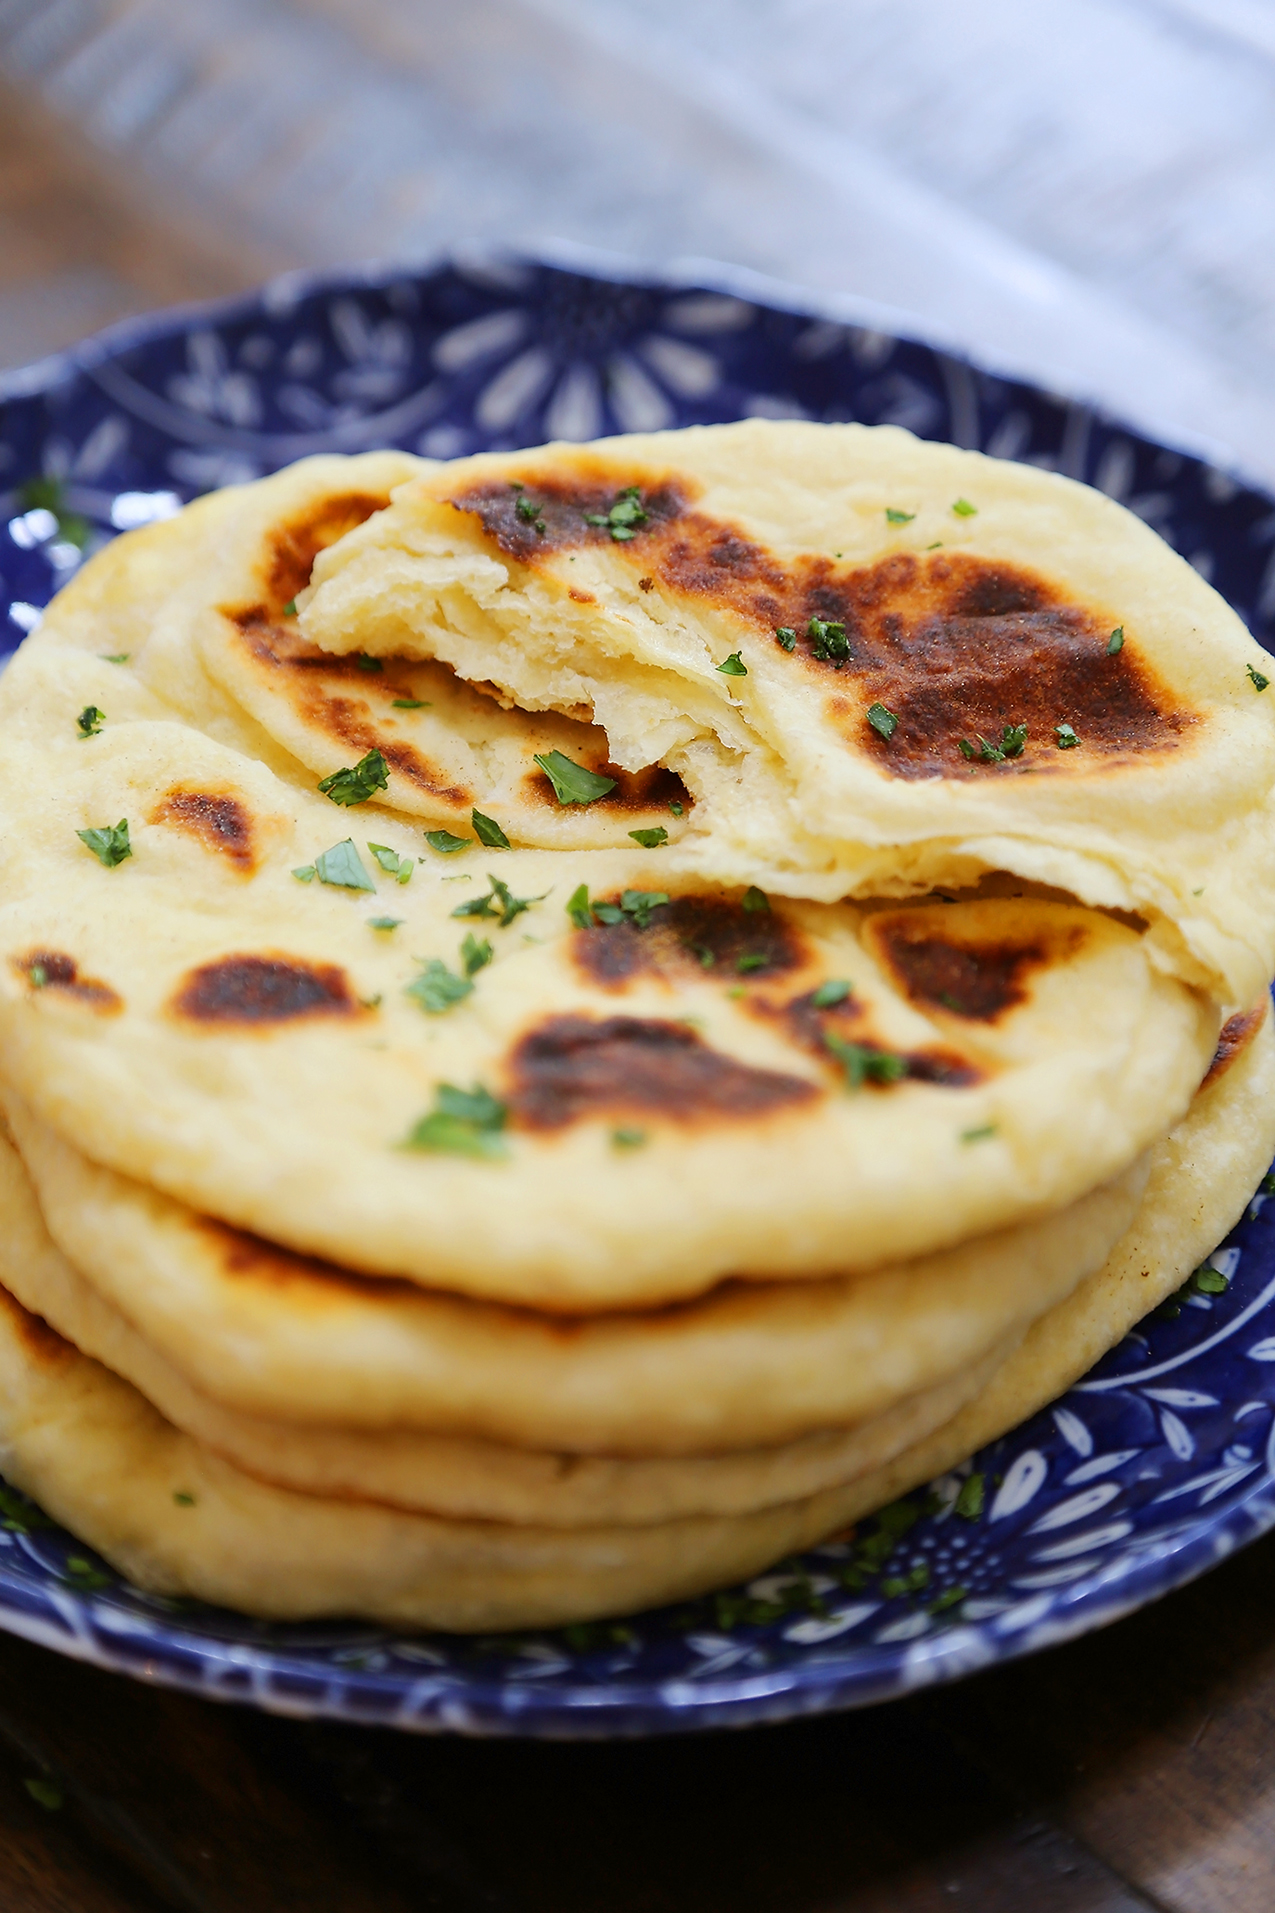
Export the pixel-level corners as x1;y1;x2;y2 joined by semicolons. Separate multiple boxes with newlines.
461;932;493;976
1001;722;1027;758
825;1031;908;1090
952;498;978;517
867;701;898;741
957;738;976;761
28;963;46;988
716;651;748;677
885;507;915;524
742;885;770;913
292;865;316;883
368;916;403;932
76;820;131;869
1193;1262;1230;1294
0;1485;53;1532
367;842;413;883
406;958;474;1015
613;889;670;930
629;826;669;848
63;1555;111;1589
808;618;850;665
403;1083;508;1159
668;799;685;817
812;979;853;1008
567;883;595;930
514;488;547;534
929;1585;968;1615
1055;722;1079;749
953;1472;985;1520
23;1778;62;1811
75;704;105;739
392;697;432;709
451;872;545;927
775;626;797;651
356;654;382;673
961;1123;998;1143
317;748;390;807
100;652;129;664
313;838;375;891
173;1490;196;1507
1107;626;1124;655
1248;663;1270;692
471;808;511;849
611;1127;647;1149
282;598;298;617
584;485;648;541
533;750;618;806
425;829;471;854
737;953;768;974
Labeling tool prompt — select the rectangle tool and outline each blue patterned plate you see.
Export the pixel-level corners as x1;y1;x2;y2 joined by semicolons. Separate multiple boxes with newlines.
1;252;1274;1737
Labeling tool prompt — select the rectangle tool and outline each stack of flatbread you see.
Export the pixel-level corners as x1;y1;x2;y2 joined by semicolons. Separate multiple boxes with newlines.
0;423;1272;1631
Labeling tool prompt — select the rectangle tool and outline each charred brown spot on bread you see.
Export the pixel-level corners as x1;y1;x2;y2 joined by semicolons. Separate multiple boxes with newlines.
151;788;255;871
12;949;121;1014
525;759;690;816
4;1290;73;1365
171;955;358;1025
756;986;982;1088
870;915;1062;1021
568;588;595;604
1203;1005;1266;1088
265;491;388;608
201;1218;412;1302
447;466;693;562
218;612;472;805
572;893;803;990
506;1013;818;1130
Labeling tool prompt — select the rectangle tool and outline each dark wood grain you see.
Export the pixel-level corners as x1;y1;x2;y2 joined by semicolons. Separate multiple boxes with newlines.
5;1529;1275;1912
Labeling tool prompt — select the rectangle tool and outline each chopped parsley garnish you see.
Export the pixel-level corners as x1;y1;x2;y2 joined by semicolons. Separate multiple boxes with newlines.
425;829;470;854
954;1472;985;1519
533;750;617;805
513;486;547;534
317;748;389;807
23;1778;63;1811
958;724;1026;764
404;1083;508;1158
961;1123;998;1143
1248;663;1270;692
885;507;915;524
1055;722;1079;748
311;838;375;891
101;653;129;664
593;889;669;931
1157;1259;1231;1317
611;1127;647;1149
825;1031;907;1089
1107;626;1124;655
0;1484;54;1533
356;655;382;673
368;916;403;932
567;883;595;929
629;826;668;848
76;820;131;868
775;627;797;651
63;1556;111;1589
867;701;898;740
406;958;473;1015
929;1585;968;1614
293;865;316;882
76;704;105;738
812;979;853;1008
584;486;648;541
952;498;978;517
282;598;297;616
716;651;747;677
28;964;47;988
471;808;510;849
173;1491;197;1507
736;952;767;973
668;799;685;817
461;932;493;976
452;872;545;927
808;618;850;665
392;697;432;709
742;885;770;913
368;842;413;884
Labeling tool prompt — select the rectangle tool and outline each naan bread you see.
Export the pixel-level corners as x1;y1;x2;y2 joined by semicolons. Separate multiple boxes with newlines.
299;422;1275;1004
4;1086;1146;1454
0;1007;1265;1629
0;632;1213;1305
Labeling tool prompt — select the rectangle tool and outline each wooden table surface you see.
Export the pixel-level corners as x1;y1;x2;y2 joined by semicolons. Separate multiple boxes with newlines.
3;25;1275;1910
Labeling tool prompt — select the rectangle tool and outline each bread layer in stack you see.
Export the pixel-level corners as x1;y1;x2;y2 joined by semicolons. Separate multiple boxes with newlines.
0;426;1270;1629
